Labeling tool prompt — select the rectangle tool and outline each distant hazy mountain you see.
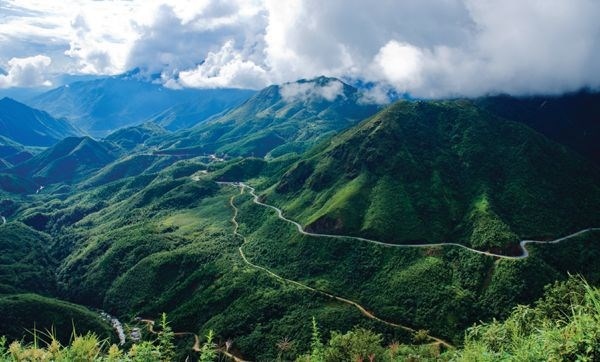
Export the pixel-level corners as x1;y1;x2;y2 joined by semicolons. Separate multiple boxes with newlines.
0;97;80;147
29;71;255;136
269;99;600;251
159;76;380;157
11;136;119;184
476;90;600;165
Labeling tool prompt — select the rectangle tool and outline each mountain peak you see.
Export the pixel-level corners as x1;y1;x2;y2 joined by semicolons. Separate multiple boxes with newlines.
0;97;20;105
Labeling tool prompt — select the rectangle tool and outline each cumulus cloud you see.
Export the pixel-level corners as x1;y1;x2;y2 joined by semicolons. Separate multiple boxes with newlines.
0;55;52;88
1;0;599;96
126;2;266;76
280;79;345;102
177;40;268;89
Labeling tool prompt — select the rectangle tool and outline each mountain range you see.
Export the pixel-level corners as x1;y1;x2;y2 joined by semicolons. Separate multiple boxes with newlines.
158;76;380;158
29;71;255;136
0;74;599;360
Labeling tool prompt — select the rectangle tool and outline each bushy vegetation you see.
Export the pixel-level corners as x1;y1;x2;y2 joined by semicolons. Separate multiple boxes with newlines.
2;276;598;361
267;100;600;251
0;313;217;362
0;294;114;345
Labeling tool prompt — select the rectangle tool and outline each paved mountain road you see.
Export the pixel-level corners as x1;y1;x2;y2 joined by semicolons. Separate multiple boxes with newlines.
219;182;599;260
225;183;455;349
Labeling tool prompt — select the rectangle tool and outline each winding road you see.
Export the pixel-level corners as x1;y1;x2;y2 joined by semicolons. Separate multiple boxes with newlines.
225;183;455;349
219;182;599;260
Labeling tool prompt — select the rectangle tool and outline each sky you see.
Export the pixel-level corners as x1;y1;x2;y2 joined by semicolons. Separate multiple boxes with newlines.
0;0;599;99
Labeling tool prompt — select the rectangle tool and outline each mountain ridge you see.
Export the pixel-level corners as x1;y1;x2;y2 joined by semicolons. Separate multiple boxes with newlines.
0;97;80;147
265;99;600;250
158;76;381;158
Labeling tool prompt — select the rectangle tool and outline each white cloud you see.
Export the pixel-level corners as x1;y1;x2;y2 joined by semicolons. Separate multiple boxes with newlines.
371;41;424;92
1;0;599;96
126;1;266;76
0;55;52;88
280;79;345;102
177;40;268;89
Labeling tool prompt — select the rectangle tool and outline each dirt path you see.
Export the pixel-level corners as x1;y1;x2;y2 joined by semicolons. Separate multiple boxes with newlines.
227;185;455;349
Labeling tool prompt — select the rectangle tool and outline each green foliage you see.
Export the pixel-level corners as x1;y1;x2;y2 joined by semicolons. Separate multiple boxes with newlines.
310;317;325;362
323;328;385;362
2;97;599;360
0;223;56;294
0;294;114;345
157;313;175;362
199;330;217;362
269;100;600;251
156;77;379;158
455;276;600;361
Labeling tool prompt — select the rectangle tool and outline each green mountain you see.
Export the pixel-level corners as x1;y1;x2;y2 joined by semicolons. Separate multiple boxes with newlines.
0;98;80;147
158;76;380;158
148;94;254;131
104;123;168;152
0;222;56;295
0;294;114;345
1;86;600;360
30;74;254;136
11;136;119;185
266;99;600;251
0;135;33;169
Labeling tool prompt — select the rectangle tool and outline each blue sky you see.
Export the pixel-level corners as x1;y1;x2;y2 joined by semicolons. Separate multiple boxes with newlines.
0;0;599;99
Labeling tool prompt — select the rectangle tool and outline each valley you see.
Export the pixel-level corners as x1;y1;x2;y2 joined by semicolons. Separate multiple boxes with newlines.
0;76;599;360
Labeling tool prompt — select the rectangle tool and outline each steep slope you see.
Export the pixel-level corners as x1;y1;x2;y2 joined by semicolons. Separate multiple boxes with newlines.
0;135;33;169
267;100;600;251
30;73;254;136
0;222;56;295
477;90;600;165
147;89;255;131
0;222;113;344
0;294;114;345
11;136;119;184
0;97;80;146
104;122;168;151
159;77;380;157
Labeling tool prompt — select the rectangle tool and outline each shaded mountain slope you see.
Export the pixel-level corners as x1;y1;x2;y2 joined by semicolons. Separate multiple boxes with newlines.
267;100;600;251
11;136;119;184
477;90;600;165
148;89;255;131
0;97;79;146
0;135;33;169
